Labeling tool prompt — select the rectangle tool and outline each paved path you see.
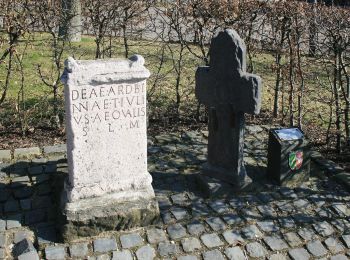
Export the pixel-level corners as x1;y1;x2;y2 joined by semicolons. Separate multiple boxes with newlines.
0;125;349;259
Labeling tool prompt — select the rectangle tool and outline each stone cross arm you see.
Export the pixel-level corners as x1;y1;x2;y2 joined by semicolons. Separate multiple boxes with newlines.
196;68;262;115
195;29;262;115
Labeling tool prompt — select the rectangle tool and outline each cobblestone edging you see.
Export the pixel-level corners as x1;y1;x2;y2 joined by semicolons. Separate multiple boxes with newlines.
0;125;350;260
0;144;67;163
1;133;348;189
310;151;350;191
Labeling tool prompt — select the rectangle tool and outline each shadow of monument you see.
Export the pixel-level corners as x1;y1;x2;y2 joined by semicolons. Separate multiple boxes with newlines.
151;163;270;198
1;160;205;245
1;156;349;247
0;159;67;245
246;164;268;184
151;171;203;197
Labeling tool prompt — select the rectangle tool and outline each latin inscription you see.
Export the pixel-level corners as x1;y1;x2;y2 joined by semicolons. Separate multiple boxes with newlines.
71;82;146;136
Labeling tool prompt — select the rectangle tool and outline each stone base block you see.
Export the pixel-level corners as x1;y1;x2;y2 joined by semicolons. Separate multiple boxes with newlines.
61;195;159;242
202;163;252;188
197;174;234;198
196;174;264;198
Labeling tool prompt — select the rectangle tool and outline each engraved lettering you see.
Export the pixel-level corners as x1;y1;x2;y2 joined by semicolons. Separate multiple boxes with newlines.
112;110;120;119
81;88;87;99
104;99;110;110
72;90;79;100
130;120;139;129
100;86;105;97
73;102;88;113
91;101;100;111
126;96;135;106
90;88;97;98
74;115;82;124
109;123;114;132
125;84;133;94
82;126;88;136
70;84;147;135
108;86;116;96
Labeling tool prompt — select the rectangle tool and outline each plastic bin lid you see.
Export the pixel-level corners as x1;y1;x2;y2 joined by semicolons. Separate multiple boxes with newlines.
274;128;304;141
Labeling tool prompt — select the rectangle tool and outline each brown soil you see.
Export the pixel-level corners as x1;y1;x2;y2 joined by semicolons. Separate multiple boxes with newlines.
0;128;66;150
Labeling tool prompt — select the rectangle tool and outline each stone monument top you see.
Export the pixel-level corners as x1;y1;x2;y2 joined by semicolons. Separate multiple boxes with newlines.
196;29;261;114
62;55;150;86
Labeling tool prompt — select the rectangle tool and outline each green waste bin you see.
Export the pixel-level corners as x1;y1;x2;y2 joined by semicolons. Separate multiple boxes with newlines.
267;128;310;187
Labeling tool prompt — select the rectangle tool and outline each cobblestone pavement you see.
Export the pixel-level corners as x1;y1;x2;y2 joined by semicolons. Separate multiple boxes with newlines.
0;125;350;259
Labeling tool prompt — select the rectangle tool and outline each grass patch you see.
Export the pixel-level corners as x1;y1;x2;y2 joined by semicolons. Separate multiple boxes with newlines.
0;32;337;147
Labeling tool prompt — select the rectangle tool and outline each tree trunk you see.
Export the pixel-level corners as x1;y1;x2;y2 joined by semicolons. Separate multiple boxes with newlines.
297;84;304;129
17;54;26;137
273;53;282;117
0;50;13;104
95;38;101;59
281;76;286;124
108;34;113;58
175;45;184;118
333;54;341;153
287;34;295;127
122;24;129;58
53;83;61;128
326;97;334;146
296;28;305;129
246;22;254;73
273;22;286;118
289;72;295;127
340;53;350;146
308;0;317;57
59;0;82;42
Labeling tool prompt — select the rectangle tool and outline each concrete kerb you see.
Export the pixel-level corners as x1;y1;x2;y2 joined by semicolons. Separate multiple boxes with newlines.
2;144;349;191
0;150;12;163
0;144;67;163
310;150;350;191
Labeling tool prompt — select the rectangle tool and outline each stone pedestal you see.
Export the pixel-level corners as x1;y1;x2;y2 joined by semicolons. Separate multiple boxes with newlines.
60;55;159;241
61;194;158;241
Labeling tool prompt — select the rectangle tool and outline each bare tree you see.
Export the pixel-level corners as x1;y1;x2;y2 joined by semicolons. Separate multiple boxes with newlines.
308;0;318;56
34;0;70;127
149;1;195;119
0;0;35;104
118;0;153;58
317;4;350;152
262;1;289;118
82;0;119;59
15;38;31;136
285;2;308;128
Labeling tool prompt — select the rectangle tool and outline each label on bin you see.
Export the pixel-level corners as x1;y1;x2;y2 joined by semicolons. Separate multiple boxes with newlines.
275;128;303;141
289;150;303;170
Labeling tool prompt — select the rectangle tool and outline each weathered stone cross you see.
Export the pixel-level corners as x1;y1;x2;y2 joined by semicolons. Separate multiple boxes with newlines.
196;29;262;189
